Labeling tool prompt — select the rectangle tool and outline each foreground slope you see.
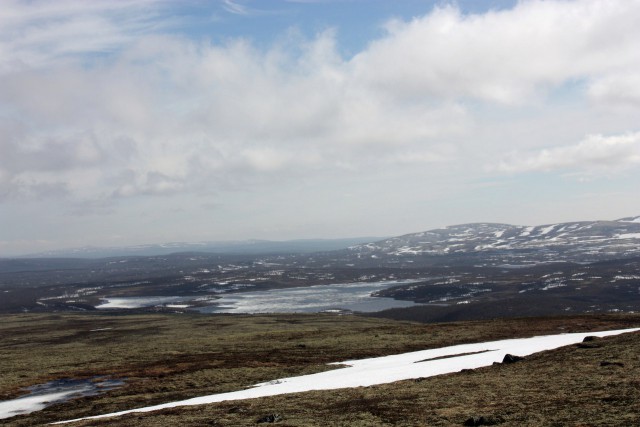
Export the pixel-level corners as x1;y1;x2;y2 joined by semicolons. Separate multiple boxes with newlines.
90;327;639;427
2;313;639;426
55;328;640;425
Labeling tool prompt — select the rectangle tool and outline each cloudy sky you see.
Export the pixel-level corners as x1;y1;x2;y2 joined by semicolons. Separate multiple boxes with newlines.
1;0;640;256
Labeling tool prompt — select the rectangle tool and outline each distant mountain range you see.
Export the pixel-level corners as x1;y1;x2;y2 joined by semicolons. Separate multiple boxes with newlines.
12;216;640;266
19;237;383;259
346;216;640;266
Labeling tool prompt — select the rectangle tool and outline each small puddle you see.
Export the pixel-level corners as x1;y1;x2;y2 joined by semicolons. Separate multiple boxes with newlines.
0;377;124;420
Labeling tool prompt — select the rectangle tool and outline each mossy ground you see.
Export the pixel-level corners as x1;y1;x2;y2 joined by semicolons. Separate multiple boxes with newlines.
1;312;639;426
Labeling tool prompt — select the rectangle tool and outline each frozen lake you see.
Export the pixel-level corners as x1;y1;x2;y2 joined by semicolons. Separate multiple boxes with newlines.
197;280;421;313
96;280;421;313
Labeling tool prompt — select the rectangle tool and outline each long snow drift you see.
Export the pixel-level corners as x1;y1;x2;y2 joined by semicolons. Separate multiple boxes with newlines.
54;328;639;424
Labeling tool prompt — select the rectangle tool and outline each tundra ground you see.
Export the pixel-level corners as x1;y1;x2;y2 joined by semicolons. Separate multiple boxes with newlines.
1;312;639;426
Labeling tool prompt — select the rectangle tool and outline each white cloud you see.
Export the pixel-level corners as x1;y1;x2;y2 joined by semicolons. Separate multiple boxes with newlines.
1;25;467;204
222;0;250;15
588;72;640;108
351;0;640;105
1;0;639;241
495;132;640;174
0;0;168;72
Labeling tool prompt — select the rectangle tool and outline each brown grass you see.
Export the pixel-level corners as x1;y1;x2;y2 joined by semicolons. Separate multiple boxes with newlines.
1;312;639;426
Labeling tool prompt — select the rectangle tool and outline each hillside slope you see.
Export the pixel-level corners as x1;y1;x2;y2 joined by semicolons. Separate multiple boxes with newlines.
346;216;640;266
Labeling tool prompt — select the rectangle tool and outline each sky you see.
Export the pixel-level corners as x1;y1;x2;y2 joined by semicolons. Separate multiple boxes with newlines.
1;0;639;256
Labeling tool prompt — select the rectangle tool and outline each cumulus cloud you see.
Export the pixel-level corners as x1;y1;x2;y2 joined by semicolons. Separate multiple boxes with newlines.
495;132;640;174
588;73;640;108
1;0;639;210
351;0;640;104
0;27;462;204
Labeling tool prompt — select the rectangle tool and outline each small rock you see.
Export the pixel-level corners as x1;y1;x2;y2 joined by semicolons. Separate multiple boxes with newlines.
501;354;524;364
256;413;282;423
583;336;599;342
464;416;482;426
463;415;505;426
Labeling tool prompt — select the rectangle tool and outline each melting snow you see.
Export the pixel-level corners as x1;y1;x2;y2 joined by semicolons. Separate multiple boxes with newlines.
619;216;640;223
54;328;640;425
611;275;640;282
519;226;534;237
1;391;83;420
616;233;640;239
1;378;123;420
538;225;556;235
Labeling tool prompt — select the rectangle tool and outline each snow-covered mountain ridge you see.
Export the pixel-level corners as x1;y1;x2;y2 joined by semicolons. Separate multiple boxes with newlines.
349;216;640;264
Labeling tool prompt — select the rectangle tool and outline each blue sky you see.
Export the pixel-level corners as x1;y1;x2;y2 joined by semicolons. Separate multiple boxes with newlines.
165;1;520;57
187;1;517;51
1;0;639;255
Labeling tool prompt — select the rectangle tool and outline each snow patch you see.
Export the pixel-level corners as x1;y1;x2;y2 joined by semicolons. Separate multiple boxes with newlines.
1;378;123;420
538;225;556;235
519;226;534;237
618;216;640;223
616;233;640;239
